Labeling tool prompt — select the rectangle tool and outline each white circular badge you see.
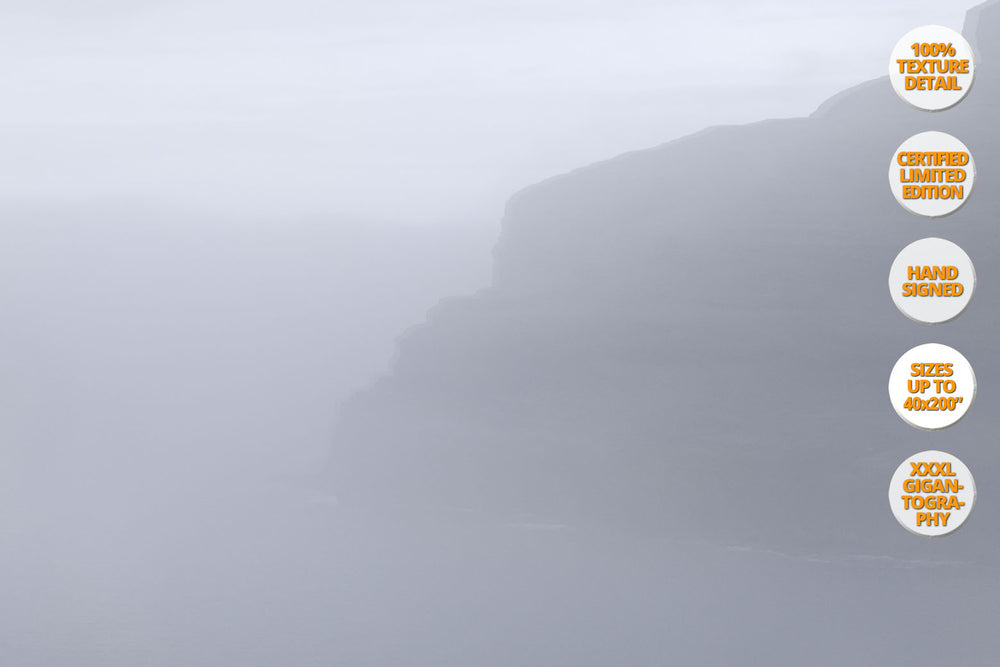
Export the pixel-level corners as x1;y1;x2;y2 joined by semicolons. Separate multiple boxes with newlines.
889;132;975;217
888;238;975;324
889;450;975;537
888;343;976;430
889;25;975;110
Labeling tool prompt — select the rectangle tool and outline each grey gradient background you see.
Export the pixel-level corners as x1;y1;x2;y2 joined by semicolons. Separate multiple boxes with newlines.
3;1;998;665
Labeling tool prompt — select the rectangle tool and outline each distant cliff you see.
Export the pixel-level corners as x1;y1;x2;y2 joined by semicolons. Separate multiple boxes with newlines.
330;1;1000;556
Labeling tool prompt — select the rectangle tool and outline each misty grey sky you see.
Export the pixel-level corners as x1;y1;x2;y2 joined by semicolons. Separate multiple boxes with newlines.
0;0;973;225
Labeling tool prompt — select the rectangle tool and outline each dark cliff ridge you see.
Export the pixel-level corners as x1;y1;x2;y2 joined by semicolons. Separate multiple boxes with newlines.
330;1;1000;556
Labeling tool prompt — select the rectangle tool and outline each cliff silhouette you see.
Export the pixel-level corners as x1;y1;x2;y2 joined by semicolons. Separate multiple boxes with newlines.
330;0;1000;557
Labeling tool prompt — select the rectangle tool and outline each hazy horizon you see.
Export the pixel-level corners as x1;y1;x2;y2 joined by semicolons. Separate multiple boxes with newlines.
0;0;974;226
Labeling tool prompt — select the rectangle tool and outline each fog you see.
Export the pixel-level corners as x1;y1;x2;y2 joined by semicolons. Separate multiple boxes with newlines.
0;0;971;222
2;1;994;665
